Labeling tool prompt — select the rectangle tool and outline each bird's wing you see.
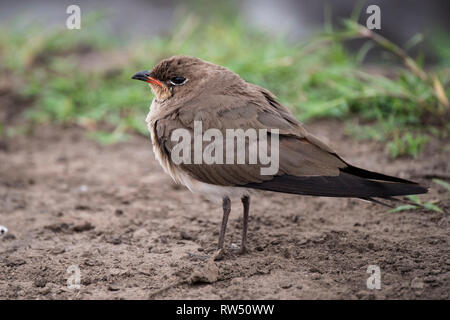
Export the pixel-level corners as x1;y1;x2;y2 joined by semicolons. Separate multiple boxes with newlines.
153;89;347;187
153;87;427;198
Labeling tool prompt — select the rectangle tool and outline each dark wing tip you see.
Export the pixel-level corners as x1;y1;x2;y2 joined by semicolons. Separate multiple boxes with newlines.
243;171;428;198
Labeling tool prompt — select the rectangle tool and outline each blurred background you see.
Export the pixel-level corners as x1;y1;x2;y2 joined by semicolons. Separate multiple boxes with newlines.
0;0;449;157
1;0;449;44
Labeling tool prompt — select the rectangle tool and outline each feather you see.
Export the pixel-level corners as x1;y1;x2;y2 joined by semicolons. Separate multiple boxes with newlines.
243;169;428;198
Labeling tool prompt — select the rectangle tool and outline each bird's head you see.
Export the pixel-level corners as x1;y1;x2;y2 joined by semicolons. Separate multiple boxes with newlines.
132;55;238;103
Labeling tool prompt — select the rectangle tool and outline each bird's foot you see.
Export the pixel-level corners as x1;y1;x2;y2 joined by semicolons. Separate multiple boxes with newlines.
212;248;225;261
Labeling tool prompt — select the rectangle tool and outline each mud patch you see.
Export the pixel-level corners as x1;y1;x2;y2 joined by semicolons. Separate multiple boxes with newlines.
0;122;449;299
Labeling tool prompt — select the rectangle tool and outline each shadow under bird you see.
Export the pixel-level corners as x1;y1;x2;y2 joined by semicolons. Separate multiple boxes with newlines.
132;55;427;260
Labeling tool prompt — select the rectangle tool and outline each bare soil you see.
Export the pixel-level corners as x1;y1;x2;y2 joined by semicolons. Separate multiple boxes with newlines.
0;120;449;300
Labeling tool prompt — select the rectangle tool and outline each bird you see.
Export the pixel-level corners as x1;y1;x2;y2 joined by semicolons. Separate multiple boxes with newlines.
132;55;427;260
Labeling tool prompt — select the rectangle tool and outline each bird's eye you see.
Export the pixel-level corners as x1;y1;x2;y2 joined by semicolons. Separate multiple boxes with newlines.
170;76;187;86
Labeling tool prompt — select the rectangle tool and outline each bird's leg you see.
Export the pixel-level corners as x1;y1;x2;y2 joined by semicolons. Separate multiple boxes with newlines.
240;195;250;254
214;196;231;260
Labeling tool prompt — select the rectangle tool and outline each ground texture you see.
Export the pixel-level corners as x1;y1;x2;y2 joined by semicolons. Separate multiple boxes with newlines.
0;120;449;299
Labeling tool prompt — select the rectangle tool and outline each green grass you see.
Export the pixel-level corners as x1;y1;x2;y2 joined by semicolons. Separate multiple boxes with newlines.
390;179;450;214
0;7;449;150
433;179;450;192
390;195;444;214
387;132;430;158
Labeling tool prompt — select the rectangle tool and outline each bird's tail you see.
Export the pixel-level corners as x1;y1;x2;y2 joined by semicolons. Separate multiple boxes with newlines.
244;165;428;199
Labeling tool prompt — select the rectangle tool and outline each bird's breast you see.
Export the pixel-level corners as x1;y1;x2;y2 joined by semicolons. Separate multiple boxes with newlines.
146;103;250;200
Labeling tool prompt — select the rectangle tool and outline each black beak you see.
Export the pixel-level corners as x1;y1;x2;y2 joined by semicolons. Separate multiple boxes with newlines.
132;70;151;82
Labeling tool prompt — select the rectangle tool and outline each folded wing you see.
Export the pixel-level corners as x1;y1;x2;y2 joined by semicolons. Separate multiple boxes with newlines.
153;87;427;198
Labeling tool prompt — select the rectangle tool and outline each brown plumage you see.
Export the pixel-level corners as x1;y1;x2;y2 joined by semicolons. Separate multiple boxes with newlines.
132;55;427;259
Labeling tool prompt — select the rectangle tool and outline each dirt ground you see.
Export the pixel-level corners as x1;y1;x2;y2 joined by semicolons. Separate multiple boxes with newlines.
0;120;449;300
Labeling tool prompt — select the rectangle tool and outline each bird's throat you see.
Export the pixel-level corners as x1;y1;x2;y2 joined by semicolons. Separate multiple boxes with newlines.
149;83;171;102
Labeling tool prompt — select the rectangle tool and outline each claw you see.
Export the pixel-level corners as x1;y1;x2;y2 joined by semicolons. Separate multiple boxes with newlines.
212;248;225;261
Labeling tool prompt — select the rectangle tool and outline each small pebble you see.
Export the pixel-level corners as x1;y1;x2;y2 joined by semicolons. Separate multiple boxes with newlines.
34;278;47;288
108;284;120;291
411;277;424;290
51;247;66;255
73;222;94;232
280;282;292;289
109;237;122;245
180;231;195;241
